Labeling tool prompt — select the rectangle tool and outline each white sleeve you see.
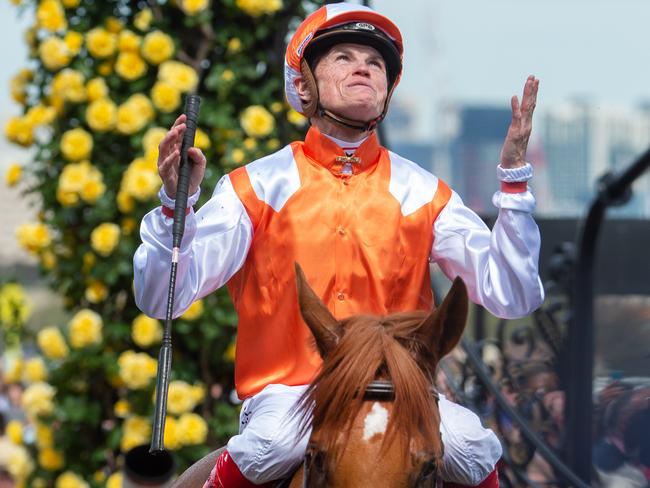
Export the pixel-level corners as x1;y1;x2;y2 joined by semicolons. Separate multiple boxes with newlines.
430;188;545;319
133;175;253;319
439;395;502;485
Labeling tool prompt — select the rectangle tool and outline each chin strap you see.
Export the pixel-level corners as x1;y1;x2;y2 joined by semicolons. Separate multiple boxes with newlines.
317;104;383;133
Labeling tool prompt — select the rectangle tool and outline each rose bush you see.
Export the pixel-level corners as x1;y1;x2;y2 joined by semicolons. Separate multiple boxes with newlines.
4;0;318;485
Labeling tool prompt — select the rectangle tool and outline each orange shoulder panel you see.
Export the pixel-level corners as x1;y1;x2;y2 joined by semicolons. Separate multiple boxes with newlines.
431;178;452;222
228;167;264;230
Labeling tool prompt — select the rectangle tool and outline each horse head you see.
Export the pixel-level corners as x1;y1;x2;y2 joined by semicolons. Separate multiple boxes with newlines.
293;263;468;487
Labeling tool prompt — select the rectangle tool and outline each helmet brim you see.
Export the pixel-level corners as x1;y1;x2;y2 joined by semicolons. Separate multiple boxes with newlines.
304;26;401;90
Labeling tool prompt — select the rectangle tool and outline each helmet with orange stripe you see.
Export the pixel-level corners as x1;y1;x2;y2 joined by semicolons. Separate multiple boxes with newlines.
285;3;403;132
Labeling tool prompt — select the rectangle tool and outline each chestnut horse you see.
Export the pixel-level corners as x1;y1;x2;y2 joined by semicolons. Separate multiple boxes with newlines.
287;264;469;487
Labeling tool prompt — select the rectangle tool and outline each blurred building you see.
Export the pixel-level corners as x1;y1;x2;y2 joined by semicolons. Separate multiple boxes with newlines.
436;103;512;214
541;101;650;217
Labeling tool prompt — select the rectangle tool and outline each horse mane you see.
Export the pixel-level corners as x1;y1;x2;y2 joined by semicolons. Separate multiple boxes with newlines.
296;310;441;463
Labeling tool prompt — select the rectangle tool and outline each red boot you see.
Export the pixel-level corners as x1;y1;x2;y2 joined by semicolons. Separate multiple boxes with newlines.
444;468;499;488
204;450;273;488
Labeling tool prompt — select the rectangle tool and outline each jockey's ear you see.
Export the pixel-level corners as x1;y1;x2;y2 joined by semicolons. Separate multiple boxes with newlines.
418;277;468;360
295;263;340;358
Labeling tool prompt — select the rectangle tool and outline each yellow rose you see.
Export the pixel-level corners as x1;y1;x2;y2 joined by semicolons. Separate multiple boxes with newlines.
223;340;236;362
85;77;108;101
142;127;167;150
4;356;23;383
16;222;51;254
227;37;242;54
24;357;48;383
41;250;57;270
39;36;71;70
6;419;23;444
115;51;147;80
37;326;69;360
84;280;108;303
4;116;34;146
80;176;106;204
121;217;137;235
21;382;56;418
7;444;34;481
267;138;280;151
121;158;160;200
37;0;67;32
194;128;211;150
178;413;208;445
106;473;122;488
68;309;103;348
60;128;93;161
180;0;209;16
90;222;120;256
55;471;89;488
163;416;182;450
5;163;22;187
287;108;307;127
116;94;153;134
61;0;80;7
121;416;151;451
97;60;113;76
85;27;117;58
240;105;275;138
63;31;83;55
117;351;157;389
167;381;200;415
52;68;86;103
117;190;135;213
58;160;104;205
86;98;117;131
141;30;174;64
26;105;57;126
10;69;32;104
105;16;124;33
236;0;282;17
118;30;141;52
158;60;198;93
243;137;256;150
151;81;181;113
131;314;162;348
221;69;234;82
39;448;64;471
134;8;153;31
113;399;130;418
231;148;245;165
181;299;204;320
0;283;31;326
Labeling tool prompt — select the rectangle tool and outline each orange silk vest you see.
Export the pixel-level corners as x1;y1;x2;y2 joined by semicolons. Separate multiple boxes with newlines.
227;127;452;399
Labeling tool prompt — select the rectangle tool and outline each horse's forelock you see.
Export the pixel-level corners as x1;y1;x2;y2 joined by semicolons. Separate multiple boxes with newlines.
302;309;443;467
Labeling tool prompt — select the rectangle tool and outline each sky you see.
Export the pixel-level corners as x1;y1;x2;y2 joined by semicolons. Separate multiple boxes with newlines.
1;0;650;148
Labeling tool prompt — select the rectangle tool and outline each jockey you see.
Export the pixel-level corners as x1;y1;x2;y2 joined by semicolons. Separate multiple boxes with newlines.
134;3;543;487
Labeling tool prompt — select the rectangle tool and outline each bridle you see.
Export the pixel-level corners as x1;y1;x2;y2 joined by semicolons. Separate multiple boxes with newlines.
302;380;443;487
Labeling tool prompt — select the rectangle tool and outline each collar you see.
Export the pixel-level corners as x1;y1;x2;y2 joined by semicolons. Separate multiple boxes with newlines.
302;126;382;176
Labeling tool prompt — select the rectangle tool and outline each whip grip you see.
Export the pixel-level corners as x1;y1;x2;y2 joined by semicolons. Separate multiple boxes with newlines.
172;95;201;248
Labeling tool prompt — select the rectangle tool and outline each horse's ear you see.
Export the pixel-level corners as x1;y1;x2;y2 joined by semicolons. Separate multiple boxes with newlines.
419;277;468;358
295;263;340;358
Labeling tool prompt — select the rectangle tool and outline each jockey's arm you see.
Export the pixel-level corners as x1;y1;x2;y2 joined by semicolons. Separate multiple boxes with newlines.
133;175;253;319
430;171;545;319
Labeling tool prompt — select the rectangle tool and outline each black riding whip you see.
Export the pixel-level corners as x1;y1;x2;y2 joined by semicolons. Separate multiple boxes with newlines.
150;94;201;453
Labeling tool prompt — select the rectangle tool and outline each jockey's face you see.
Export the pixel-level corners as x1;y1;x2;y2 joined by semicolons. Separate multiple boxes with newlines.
311;43;388;123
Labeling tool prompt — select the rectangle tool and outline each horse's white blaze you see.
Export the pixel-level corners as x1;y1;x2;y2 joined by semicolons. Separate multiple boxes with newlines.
363;402;389;441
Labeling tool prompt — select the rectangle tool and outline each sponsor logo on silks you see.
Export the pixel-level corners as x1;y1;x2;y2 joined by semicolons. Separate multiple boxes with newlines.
355;22;375;31
296;32;314;57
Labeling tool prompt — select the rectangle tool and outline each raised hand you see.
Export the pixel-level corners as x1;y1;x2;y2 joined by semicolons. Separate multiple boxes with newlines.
158;113;207;198
499;75;539;169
